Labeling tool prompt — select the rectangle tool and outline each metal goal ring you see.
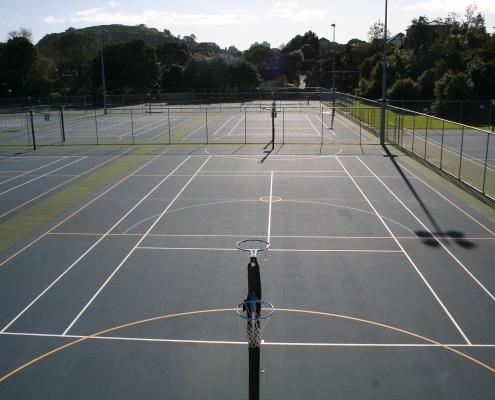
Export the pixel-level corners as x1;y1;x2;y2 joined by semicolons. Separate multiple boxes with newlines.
236;300;275;321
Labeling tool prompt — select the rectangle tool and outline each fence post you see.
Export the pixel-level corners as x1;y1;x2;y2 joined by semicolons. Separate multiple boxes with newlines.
244;107;247;144
29;109;36;150
424;115;428;160
283;107;285;145
168;108;171;145
439;120;445;169
60;105;66;142
206;108;208;144
482;132;490;194
131;109;135;145
94;109;99;145
412;114;416;153
458;125;465;179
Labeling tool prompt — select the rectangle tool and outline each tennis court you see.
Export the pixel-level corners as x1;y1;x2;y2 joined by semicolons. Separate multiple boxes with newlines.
0;103;371;147
0;126;495;397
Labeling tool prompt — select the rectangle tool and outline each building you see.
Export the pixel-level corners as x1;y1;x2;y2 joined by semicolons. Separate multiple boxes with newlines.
220;53;243;62
387;32;405;46
251;41;271;48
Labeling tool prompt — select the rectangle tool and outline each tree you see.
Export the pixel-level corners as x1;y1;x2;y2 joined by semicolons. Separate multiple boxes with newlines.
156;42;191;69
433;71;474;118
387;77;420;100
367;20;390;43
402;17;437;52
342;39;373;70
162;65;183;89
0;37;38;95
244;46;274;65
182;55;212;88
192;42;221;57
92;39;160;92
7;27;33;42
55;28;99;91
282;50;304;84
282;31;319;57
231;60;262;90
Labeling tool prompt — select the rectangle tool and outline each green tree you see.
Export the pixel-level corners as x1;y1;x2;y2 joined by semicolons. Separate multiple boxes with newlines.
282;31;319;57
156;42;191;69
55;28;99;91
387;77;420;100
162;65;183;90
92;39;160;92
231;60;262;90
342;39;373;70
0;37;38;95
433;71;474;118
192;42;221;57
182;55;212;88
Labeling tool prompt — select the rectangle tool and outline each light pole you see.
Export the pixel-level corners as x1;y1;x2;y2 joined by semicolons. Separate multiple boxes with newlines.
95;30;107;114
380;0;388;145
331;23;336;129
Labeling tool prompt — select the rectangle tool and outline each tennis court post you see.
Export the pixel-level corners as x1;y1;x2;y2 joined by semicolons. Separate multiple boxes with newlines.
29;109;36;150
59;106;66;142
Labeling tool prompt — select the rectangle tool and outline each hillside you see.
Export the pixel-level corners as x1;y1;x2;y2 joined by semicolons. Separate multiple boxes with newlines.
36;24;179;48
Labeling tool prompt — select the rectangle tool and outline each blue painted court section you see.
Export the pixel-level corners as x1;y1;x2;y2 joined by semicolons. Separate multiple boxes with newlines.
0;143;495;399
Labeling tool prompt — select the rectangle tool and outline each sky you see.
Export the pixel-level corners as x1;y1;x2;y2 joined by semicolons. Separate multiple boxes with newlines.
1;0;494;50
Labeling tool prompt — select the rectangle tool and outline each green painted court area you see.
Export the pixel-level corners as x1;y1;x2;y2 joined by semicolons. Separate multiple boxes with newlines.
1;124;495;398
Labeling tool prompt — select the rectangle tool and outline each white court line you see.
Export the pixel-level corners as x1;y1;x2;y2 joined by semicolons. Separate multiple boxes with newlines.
61;156;211;336
304;115;321;136
212;114;237;135
333;114;366;140
359;156;495;304
182;114;222;140
0;157;67;186
314;114;335;135
336;156;472;345
0;157;86;197
148;114;200;141
3;331;495;348
0;149;174;333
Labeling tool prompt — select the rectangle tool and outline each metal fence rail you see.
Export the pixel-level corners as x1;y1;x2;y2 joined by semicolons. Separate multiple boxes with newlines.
336;93;495;201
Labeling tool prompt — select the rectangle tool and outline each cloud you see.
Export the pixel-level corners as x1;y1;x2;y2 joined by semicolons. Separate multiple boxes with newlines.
108;1;120;7
70;7;257;26
42;15;66;24
401;0;495;15
267;2;327;21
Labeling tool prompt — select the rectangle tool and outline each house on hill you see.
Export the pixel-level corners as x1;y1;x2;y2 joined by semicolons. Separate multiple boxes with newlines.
306;55;358;93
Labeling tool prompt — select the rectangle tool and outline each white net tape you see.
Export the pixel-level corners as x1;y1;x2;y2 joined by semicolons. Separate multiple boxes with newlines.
236;239;269;266
236;300;274;348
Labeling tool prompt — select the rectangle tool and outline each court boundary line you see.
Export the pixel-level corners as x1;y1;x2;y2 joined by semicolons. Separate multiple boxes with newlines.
61;156;211;335
0;149;175;332
1;308;494;384
0;157;87;197
336;156;472;345
396;160;495;236
0;157;68;185
0;150;132;219
359;156;495;303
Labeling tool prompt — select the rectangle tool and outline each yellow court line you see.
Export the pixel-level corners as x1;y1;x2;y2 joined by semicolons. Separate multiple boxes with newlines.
398;163;495;236
0;149;169;268
0;150;132;220
1;308;494;383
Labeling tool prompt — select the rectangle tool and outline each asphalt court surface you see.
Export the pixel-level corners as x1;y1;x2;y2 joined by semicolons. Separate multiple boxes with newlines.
0;143;495;398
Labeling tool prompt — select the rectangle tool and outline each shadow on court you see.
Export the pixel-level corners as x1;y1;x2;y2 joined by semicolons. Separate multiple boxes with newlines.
382;145;476;250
